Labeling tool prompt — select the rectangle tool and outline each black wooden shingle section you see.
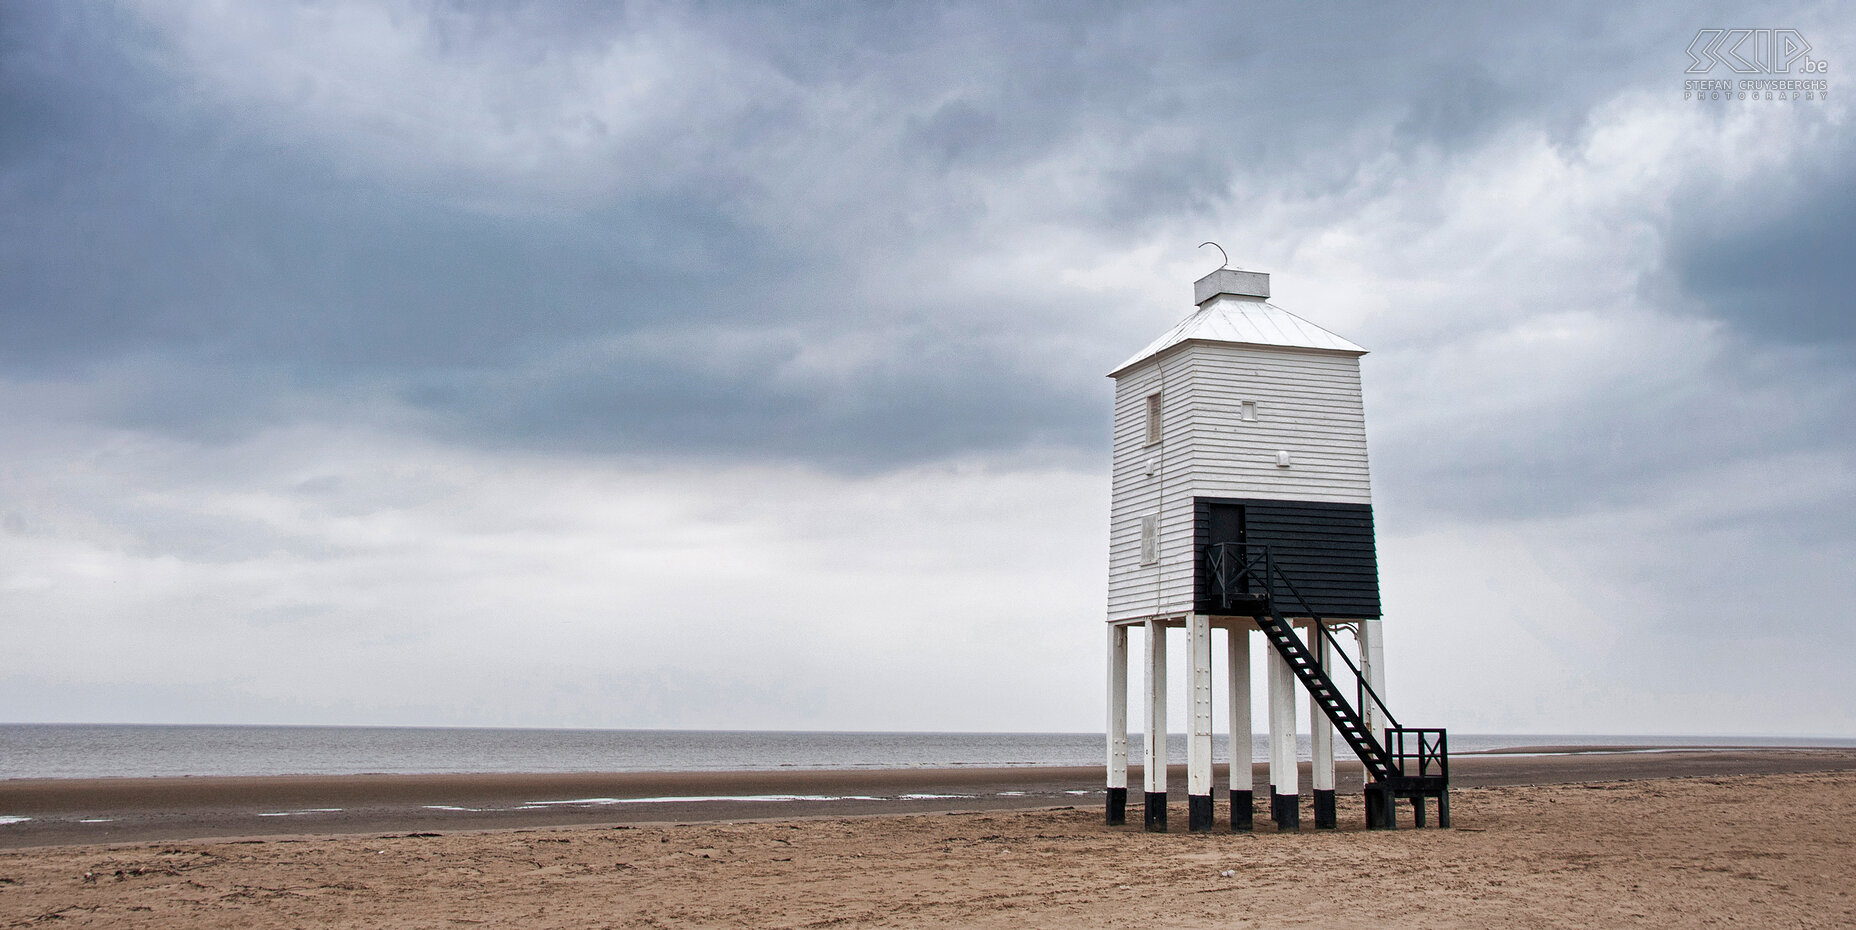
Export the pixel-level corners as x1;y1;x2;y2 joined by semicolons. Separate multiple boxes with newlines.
1193;497;1381;618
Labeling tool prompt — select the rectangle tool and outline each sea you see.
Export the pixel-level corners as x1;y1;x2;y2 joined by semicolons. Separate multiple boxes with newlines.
3;725;1853;780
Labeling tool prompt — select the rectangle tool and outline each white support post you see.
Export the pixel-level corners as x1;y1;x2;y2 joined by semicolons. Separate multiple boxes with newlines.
1143;617;1168;831
1308;623;1337;828
1186;614;1213;831
1225;624;1253;830
1267;642;1299;829
1359;619;1387;740
1106;624;1129;826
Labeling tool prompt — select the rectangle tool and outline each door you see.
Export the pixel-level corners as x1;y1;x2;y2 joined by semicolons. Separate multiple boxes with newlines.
1206;502;1247;602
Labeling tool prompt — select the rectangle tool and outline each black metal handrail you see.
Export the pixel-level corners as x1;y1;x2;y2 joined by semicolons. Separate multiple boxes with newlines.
1205;542;1265;609
1311;620;1401;734
1386;727;1448;780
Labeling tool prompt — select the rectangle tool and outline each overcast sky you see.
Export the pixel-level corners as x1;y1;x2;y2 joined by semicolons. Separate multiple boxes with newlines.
3;1;1852;736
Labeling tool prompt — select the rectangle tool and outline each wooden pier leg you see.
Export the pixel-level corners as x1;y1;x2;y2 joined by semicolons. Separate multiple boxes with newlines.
1307;624;1337;829
1359;619;1387;740
1106;623;1129;826
1187;614;1213;832
1366;784;1396;830
1143;618;1168;832
1267;643;1299;830
1226;624;1253;831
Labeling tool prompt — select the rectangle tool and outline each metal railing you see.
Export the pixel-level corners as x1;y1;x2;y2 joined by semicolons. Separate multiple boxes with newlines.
1385;727;1449;781
1205;542;1420;770
1204;542;1265;609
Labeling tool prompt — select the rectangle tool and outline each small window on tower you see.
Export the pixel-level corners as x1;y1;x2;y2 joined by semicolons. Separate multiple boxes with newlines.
1239;400;1258;422
1140;514;1159;565
1145;393;1163;445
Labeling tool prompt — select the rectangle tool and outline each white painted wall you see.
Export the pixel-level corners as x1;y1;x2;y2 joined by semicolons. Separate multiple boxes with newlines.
1180;343;1373;504
1106;350;1192;622
1108;341;1373;622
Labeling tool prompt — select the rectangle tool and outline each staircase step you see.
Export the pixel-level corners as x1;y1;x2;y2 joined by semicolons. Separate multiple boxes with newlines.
1250;605;1440;782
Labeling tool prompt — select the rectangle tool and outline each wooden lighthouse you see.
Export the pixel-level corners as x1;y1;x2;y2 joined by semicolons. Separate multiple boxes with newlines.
1103;265;1448;832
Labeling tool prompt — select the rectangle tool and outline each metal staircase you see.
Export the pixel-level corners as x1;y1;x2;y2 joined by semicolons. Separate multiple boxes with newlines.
1207;544;1450;829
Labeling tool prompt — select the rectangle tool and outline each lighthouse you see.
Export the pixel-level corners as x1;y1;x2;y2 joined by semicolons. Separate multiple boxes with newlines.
1103;264;1448;832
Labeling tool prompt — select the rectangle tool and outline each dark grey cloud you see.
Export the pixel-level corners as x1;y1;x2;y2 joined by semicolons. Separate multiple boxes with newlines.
1;0;1846;475
1393;63;1518;152
1668;138;1856;348
1375;350;1856;527
401;323;1101;468
5;0;1856;736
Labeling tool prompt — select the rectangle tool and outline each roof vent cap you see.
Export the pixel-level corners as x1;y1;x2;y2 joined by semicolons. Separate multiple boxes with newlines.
1194;268;1270;305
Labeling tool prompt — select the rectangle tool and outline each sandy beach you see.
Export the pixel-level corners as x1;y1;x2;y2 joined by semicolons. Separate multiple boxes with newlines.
3;749;1854;927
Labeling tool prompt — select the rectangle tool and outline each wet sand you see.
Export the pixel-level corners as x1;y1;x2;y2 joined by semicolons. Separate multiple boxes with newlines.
1;756;1852;928
2;747;1853;847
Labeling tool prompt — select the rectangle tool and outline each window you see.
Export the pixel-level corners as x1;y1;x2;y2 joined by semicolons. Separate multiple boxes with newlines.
1140;514;1159;565
1144;393;1163;445
1239;400;1258;422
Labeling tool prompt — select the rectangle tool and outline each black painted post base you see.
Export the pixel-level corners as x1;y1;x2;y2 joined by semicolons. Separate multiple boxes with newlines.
1188;794;1213;832
1271;793;1300;830
1438;790;1451;828
1313;789;1337;829
1106;787;1127;826
1144;791;1168;832
1364;786;1395;829
1229;789;1253;832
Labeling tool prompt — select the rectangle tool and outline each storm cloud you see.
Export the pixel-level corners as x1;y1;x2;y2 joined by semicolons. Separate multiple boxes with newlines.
2;0;1852;734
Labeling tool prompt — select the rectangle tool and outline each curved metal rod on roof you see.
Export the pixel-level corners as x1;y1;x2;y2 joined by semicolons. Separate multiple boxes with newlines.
1198;241;1229;271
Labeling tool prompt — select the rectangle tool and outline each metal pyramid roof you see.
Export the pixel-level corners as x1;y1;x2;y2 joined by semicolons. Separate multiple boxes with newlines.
1108;296;1366;377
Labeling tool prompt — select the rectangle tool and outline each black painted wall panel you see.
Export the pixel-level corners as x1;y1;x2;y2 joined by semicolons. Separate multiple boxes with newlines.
1193;497;1382;618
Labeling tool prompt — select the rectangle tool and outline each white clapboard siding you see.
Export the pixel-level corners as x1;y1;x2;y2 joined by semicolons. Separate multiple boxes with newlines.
1181;342;1372;504
1108;335;1373;623
1106;349;1201;621
1107;356;1170;620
